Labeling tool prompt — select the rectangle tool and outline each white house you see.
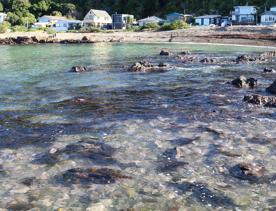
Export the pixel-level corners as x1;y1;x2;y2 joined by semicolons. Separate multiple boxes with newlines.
231;6;257;25
35;16;82;32
83;9;112;28
138;16;165;27
261;7;276;26
195;15;221;26
0;13;7;23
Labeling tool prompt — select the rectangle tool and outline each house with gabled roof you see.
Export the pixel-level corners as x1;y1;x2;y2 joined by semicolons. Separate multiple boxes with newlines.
261;7;276;26
83;9;112;28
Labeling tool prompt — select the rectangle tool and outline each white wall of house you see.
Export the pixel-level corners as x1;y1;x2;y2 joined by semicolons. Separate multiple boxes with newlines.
0;13;7;23
83;10;112;27
261;14;276;25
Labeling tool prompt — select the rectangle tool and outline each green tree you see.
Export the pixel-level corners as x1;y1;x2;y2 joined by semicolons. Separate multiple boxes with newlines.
0;2;3;12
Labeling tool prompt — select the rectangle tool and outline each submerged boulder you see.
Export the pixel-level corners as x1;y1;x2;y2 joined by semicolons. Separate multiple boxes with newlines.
160;49;171;56
243;95;276;107
229;163;266;182
266;80;276;94
128;61;170;73
231;76;257;89
57;167;132;185
70;66;87;73
260;51;276;60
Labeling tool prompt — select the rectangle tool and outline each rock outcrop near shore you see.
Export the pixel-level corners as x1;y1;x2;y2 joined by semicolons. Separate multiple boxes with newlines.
266;80;276;94
244;95;276;107
0;36;95;45
231;76;257;89
128;61;170;73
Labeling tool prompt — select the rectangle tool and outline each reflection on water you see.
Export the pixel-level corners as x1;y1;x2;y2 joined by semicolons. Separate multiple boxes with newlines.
0;43;275;210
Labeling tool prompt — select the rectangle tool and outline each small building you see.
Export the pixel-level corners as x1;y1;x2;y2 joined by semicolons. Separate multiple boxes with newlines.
166;12;193;23
36;16;82;32
231;6;257;25
112;13;134;29
261;7;276;26
138;16;165;27
195;15;221;26
0;13;7;23
83;9;112;28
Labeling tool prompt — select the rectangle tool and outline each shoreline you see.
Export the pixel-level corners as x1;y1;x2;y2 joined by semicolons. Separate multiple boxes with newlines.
1;26;276;47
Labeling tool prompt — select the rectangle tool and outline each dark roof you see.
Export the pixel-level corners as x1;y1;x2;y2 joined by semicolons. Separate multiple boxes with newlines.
166;12;184;16
195;15;221;19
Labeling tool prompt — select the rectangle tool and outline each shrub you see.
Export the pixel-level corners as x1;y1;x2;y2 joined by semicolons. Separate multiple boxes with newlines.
79;26;101;33
140;22;160;30
0;21;11;33
159;20;190;31
44;27;57;34
11;25;28;32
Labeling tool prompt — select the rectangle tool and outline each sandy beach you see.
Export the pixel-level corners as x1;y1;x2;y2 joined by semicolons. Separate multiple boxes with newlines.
0;25;276;46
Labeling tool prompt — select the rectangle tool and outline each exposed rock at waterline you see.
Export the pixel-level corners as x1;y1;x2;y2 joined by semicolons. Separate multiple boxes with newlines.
266;80;276;94
260;51;276;59
200;57;215;63
160;49;171;56
263;67;276;73
231;76;257;89
180;50;191;55
128;61;170;73
244;95;276;107
70;66;87;73
235;55;258;63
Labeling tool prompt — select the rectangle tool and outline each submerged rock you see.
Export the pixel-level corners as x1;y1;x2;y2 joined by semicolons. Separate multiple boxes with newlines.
244;95;276;107
61;97;96;105
128;61;169;73
70;66;88;73
57;167;132;185
266;80;276;94
169;182;236;208
264;67;276;73
229;163;266;182
231;76;257;89
160;49;171;56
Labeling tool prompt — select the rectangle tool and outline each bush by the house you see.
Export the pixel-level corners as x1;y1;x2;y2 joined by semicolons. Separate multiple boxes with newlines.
11;25;28;32
140;22;160;31
0;21;11;33
159;20;190;31
79;26;101;33
44;27;57;34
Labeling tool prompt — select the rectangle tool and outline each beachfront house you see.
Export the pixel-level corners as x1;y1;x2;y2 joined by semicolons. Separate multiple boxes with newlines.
83;9;112;28
261;7;276;26
231;6;257;25
112;13;135;29
0;13;7;23
34;16;82;32
195;15;221;26
138;16;165;27
166;12;193;23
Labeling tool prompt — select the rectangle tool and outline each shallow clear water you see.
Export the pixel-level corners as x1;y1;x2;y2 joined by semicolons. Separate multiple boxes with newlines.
0;43;275;210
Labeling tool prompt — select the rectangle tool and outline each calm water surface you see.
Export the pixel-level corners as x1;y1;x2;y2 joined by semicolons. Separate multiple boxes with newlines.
0;43;275;210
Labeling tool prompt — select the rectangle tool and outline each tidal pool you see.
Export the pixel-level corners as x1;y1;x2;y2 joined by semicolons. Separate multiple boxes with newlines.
0;43;275;210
